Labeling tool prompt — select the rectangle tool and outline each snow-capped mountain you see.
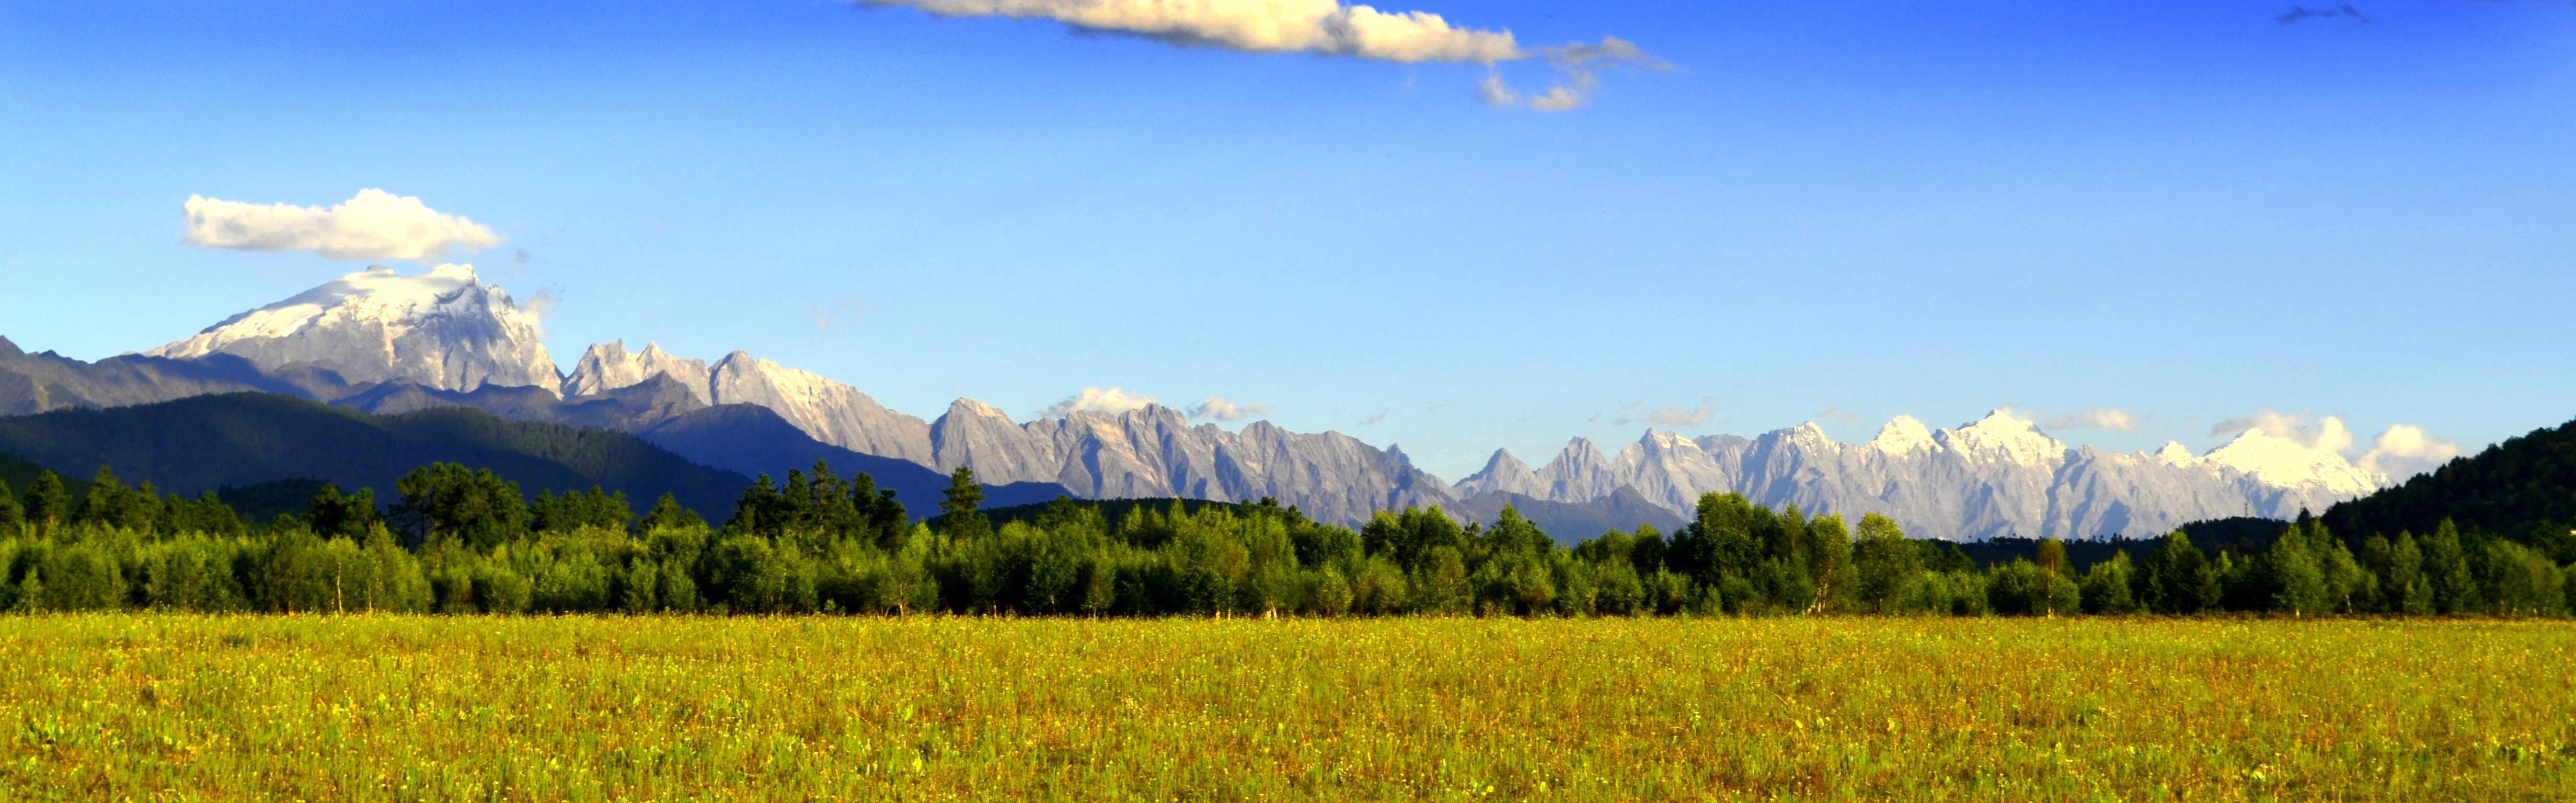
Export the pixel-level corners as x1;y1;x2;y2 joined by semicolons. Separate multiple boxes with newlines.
147;265;557;393
2196;428;2384;496
70;266;2393;536
1458;409;2385;541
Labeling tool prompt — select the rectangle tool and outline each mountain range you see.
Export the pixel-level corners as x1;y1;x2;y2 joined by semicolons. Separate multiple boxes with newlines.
0;264;2399;539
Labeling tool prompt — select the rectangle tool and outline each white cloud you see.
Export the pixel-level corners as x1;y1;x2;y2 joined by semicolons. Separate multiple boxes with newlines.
183;189;503;261
2213;409;2465;480
2046;407;2140;431
1038;386;1159;418
2358;425;2464;481
1186;395;1273;422
858;2;1662;111
859;0;1524;63
1814;407;1862;422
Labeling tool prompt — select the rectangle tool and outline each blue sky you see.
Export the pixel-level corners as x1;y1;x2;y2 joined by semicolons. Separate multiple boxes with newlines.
4;0;2571;480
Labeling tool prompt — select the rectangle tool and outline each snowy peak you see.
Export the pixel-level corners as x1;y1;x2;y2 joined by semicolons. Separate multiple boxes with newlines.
1871;415;1936;456
147;263;558;393
1638;429;1706;455
1777;421;1835;447
1935;409;2066;466
2154;441;2196;467
2202;428;2384;496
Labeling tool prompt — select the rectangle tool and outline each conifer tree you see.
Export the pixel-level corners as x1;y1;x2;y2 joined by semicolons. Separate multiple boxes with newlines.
938;466;988;541
24;471;67;527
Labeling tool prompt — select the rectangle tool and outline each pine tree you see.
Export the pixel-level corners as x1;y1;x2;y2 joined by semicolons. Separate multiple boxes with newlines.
24;471;68;527
938;466;988;541
2145;530;2209;614
640;493;705;534
0;479;20;531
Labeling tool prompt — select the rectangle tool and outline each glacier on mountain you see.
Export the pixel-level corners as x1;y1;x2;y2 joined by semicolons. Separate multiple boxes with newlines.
146;265;558;393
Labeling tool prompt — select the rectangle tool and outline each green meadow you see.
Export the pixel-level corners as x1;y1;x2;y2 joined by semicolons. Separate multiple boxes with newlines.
3;615;2568;801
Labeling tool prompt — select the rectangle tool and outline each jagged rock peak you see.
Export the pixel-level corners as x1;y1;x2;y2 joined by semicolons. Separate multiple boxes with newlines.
562;338;711;403
1782;421;1834;444
1871;415;1935;456
145;263;558;394
946;397;1011;420
1544;438;1608;473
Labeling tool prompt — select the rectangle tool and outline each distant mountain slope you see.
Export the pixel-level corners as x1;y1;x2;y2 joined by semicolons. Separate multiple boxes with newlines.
565;340;935;464
636;403;1072;512
0;450;91;501
2321;418;2576;541
1450;487;1687;545
0;393;746;519
924;402;1461;526
0;335;351;415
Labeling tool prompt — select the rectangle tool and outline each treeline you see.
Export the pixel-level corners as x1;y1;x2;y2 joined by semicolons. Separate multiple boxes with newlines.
0;461;2570;617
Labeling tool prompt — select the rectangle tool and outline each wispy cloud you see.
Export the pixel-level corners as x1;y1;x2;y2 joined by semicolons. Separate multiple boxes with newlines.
1186;395;1273;422
1814;407;1862;422
2278;4;2368;24
183;189;502;261
2212;410;2355;453
521;283;564;336
855;1;1661;110
2046;407;2140;432
812;299;864;336
1484;37;1671;113
1038;386;1159;418
1611;397;1713;428
1359;409;1390;426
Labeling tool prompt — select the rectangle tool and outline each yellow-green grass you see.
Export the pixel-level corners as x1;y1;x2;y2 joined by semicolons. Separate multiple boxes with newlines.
1;616;2569;801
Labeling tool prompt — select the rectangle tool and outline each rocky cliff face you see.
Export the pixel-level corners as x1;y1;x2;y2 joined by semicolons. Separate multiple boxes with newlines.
147;265;558;393
560;340;709;404
921;403;1459;526
559;343;935;465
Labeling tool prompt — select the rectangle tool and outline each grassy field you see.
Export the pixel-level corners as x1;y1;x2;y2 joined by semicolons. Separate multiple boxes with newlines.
1;616;2569;801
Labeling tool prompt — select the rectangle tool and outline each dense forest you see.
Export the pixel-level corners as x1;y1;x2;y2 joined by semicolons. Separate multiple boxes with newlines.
0;447;2568;617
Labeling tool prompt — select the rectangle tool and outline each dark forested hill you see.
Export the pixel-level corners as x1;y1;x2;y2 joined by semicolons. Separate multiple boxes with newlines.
0;392;750;518
2321;418;2576;543
637;403;1072;512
